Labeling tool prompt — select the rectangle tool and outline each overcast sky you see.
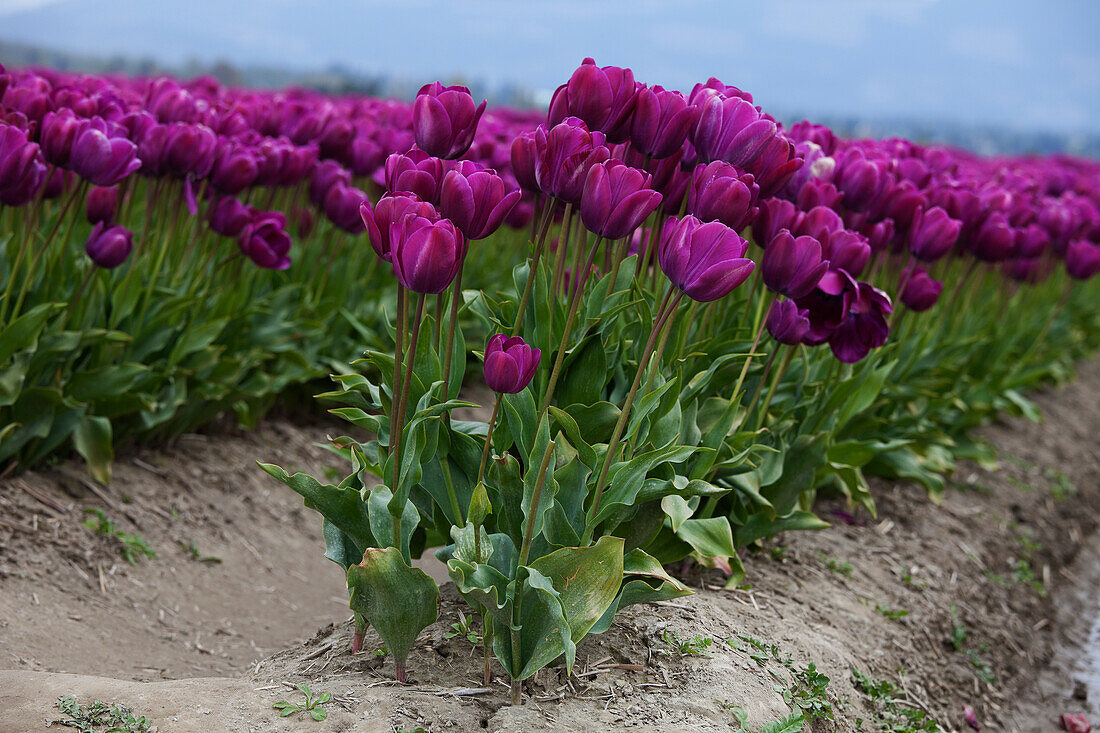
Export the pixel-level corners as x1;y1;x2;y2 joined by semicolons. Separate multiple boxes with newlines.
1;0;1098;135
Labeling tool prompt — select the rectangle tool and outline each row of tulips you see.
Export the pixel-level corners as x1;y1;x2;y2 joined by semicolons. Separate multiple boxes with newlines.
254;60;1100;703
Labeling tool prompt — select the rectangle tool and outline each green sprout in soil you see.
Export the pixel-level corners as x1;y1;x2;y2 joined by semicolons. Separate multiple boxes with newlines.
727;705;806;733
178;539;222;564
825;556;854;577
662;629;714;657
443;610;479;645
273;683;330;722
82;509;156;566
852;669;940;732
54;695;150;732
875;604;909;622
1045;468;1075;499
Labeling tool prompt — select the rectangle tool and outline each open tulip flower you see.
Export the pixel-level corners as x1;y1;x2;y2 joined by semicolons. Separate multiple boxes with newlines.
579;159;663;240
659;214;755;302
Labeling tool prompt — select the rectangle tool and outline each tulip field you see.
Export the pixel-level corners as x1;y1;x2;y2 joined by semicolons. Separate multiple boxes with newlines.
2;56;1099;715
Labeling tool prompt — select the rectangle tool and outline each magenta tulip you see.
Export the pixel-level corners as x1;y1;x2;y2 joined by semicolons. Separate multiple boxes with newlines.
483;334;541;394
579;160;662;240
412;82;486;160
659;215;755;302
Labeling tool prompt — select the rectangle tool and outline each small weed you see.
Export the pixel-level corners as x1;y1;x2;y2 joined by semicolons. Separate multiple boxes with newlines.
1045;468;1075;499
768;545;790;562
737;634;787;665
662;629;714;657
82;509;156;566
372;645;388;657
898;564;927;590
273;683;330;722
54;695;150;732
725;704;805;733
787;662;833;722
178;540;222;564
852;669;940;732
875;604;909;622
949;606;967;652
443;610;479;645
817;552;853;577
965;647;996;684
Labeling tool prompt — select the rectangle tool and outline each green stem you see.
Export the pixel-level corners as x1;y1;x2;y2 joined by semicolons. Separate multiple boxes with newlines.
754;345;796;432
389;287;408;547
392;292;427;553
729;292;775;409
551;203;574;298
476;397;502;486
511;201;557;336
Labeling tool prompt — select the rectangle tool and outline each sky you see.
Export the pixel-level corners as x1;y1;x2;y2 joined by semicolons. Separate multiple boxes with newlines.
1;0;1098;136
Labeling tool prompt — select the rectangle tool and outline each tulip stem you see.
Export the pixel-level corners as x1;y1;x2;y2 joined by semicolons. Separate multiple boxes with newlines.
476;397;502;487
441;262;465;409
393;292;427;553
551;203;574;299
744;346;780;421
511;200;556;337
389;287;408;549
755;344;797;432
539;236;602;417
889;255;917;331
583;290;681;544
729;292;775;409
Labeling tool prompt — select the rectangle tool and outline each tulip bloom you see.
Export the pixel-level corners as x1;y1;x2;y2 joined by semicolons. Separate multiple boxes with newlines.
84;222;133;269
834;154;885;212
70;117;141;186
412;82;486;160
239;211;292;270
971;212;1016;262
899;266;943;312
1066;240;1100;280
85;185;118;225
658;215;755;302
579;160;662;240
210;139;259;195
509;131;540;193
39;108;82;167
1015;223;1049;259
795;268;859;345
687;161;759;231
827;282;892;363
209;196;252;238
629;85;696;159
390;213;466;294
439;166;521;240
384;150;444;204
822;229;871;277
0;125;46;205
752;198;802;248
361;194;438;263
747;135;802;199
691;92;776;167
548;58;638;144
483;334;541;394
908;206;961;262
766;299;811;345
323;183;368;234
761;230;829;299
534;117;609;205
162;123;217;178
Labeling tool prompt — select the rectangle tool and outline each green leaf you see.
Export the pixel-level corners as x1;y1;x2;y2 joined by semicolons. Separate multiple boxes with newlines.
661;495;694;532
468;482;492;527
761;433;828;516
557;335;607;407
72;415;113;484
258;463;374;552
590;445;697;528
492;567;575;679
588;549;691;634
347;547;439;669
675;516;735;559
563;401;621;445
529;536;625;643
367;484;420;560
0;302;62;363
733;511;829;548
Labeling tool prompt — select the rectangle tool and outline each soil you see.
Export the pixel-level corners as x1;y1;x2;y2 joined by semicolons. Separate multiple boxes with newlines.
0;361;1098;733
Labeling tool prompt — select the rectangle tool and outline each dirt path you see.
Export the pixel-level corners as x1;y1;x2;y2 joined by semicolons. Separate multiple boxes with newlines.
0;361;1098;732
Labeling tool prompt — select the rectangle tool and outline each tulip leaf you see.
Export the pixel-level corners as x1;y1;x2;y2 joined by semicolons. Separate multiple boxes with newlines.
529;536;625;643
661;495;694;532
674;516;736;559
258;463;374;552
558;335;607;407
367;484;420;559
72;415;113;485
589;444;697;528
501;388;538;459
322;518;366;572
0;303;63;364
760;433;829;516
589;549;692;634
733;510;830;548
563;401;621;444
492;567;575;679
347;547;438;672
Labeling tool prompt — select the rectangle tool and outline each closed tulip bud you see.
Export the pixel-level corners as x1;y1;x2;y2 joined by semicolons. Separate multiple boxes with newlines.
39;109;82;167
659;215;755;302
795;205;845;241
162;123;217;178
579;160;662;240
826;281;892;363
239;211;292;270
360;194;438;263
0;125;47;206
348;129;384;178
509;131;540;193
762;230;829;299
390;213;466;294
310;159;352;206
822;229;871;277
862;218;896;254
899;266;943;311
747;135;802;199
209;196;252;238
323;183;367;234
908;206;960;262
440;166;521;240
209;139;259;194
483;334;541;394
548;58;638;144
630;85;696;159
534;117;610;205
85;185;118;225
766;299;811;345
796;179;842;212
971;212;1016;262
1015;223;1050;259
691;92;776;168
687;161;759;231
752;198;802;249
1065;240;1100;280
412;82;486;160
295;206;315;239
70;117;141;186
280;143;318;187
384;149;444;203
835;154;885;212
84;222;133;269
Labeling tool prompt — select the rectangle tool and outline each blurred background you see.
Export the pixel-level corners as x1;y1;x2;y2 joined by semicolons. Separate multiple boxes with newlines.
1;0;1098;155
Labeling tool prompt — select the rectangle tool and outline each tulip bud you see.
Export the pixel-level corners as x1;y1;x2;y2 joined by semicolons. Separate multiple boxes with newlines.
548;58;638;144
822;229;871;277
752;198;802;249
323;183;368;234
971;212;1016;262
360;194;438;263
761;230;829;299
1015;223;1049;259
384;149;444;204
209;196;252;238
908;206;960;262
834;154;885;212
796;179;842;212
39;108;82;167
534;118;610;205
1065;240;1100;281
630;85;696;159
510;131;540;193
85;185;118;225
70;117;141;186
84;222;133;269
310;160;352;206
412;82;486;160
691;92;777;167
440;167;521;240
483;334;541;394
899;266;943;311
658;215;754;302
210;138;260;194
579;160;662;240
687;161;759;231
746;135;802;199
390;213;466;294
162;123;217;178
239;210;292;270
766;299;811;345
795;205;845;242
0;125;47;206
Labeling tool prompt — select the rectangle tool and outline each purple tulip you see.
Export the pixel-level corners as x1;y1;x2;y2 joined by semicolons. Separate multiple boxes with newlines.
795;205;845;242
1015;223;1050;259
70;117;141;186
822;229;871;277
209;196;252;238
1065;240;1100;280
0;124;47;205
762;230;829;299
439;166;521;240
39;109;82;167
876;179;925;231
766;299;811;345
1003;256;1048;284
85;185;118;225
795;268;859;345
659;215;755;302
84;222;133;269
310;159;352;206
510;131;540;193
899;266;943;312
390;212;467;294
548;58;638;144
384;149;444;204
323;183;367;234
908;206;960;262
483;334;541;394
579;160;663;240
747;135;802;199
534;117;610;205
752;198;802;248
834;154;885;212
826;281;892;363
239;210;293;270
630;85;696;159
690;92;776;167
862;218;896;254
971;212;1017;262
162;123;216;178
361;194;438;263
412;82;486;160
687;161;759;231
797;179;842;212
210;138;259;194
